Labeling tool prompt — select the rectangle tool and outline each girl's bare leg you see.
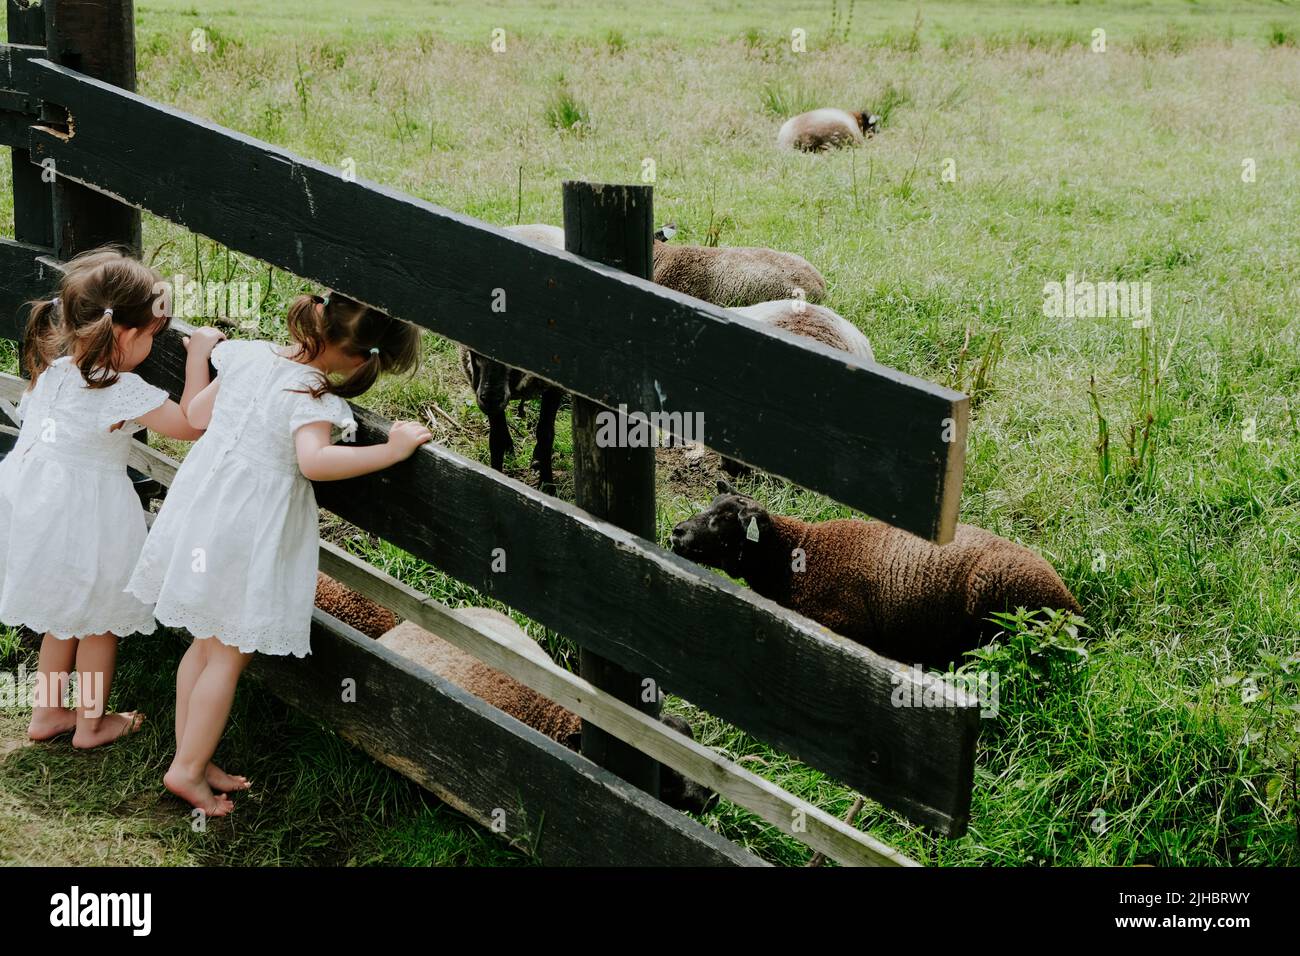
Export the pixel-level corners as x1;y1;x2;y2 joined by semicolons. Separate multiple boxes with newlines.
164;639;252;816
70;633;146;749
176;638;250;793
27;634;78;740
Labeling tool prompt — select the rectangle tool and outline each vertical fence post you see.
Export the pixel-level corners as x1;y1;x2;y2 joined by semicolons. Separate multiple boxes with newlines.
44;0;141;256
42;0;157;503
562;181;661;797
8;0;52;249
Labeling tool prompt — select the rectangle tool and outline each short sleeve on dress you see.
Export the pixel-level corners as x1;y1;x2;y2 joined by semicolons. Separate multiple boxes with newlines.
98;373;169;430
288;389;355;441
210;338;253;373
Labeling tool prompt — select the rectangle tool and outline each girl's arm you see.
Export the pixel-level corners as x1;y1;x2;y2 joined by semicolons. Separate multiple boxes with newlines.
179;327;225;417
137;399;205;441
186;377;221;430
135;330;225;440
295;419;432;482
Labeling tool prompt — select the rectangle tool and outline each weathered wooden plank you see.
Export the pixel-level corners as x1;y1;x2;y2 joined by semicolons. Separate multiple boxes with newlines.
257;608;768;866
25;58;967;542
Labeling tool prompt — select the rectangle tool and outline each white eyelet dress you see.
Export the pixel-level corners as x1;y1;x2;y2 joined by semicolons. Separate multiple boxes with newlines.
0;356;169;638
125;340;356;657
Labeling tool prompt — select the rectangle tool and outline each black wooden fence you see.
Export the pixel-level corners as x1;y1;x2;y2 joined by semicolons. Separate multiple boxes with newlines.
0;0;978;864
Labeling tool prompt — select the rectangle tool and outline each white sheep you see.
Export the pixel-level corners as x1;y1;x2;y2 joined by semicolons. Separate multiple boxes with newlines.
777;108;879;152
731;300;874;363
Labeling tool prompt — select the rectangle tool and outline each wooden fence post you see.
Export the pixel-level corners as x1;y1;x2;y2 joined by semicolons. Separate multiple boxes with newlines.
44;0;141;256
43;0;157;503
562;181;661;797
7;0;51;249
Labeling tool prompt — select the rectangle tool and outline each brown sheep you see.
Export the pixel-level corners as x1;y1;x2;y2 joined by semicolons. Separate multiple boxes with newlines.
314;576;714;813
777;108;879;152
670;481;1082;669
379;611;714;814
314;573;397;638
652;240;827;307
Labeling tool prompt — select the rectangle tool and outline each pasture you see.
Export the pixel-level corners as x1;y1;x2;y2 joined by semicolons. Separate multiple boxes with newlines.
2;0;1299;866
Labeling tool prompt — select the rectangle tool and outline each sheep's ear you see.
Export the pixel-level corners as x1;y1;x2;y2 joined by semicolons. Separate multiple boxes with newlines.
716;478;734;495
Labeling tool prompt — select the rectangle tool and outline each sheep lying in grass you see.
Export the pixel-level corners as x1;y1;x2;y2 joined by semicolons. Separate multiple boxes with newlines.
315;573;397;638
669;481;1082;669
731;300;874;363
652;239;827;307
458;223;567;488
777;108;879;152
379;610;714;814
311;576;716;814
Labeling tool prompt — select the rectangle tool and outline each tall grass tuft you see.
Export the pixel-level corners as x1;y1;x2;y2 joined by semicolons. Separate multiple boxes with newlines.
544;74;591;135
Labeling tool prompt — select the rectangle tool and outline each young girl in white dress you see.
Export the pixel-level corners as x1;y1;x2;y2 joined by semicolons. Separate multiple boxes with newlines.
0;247;223;748
126;291;430;816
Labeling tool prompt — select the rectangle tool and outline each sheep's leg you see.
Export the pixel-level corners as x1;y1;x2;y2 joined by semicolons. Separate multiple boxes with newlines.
531;386;564;489
487;407;514;472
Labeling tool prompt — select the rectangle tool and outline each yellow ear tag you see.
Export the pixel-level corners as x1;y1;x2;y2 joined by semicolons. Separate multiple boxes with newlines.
746;517;760;542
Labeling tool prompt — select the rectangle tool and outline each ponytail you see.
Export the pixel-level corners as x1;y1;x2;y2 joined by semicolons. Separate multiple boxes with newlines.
21;297;63;384
75;310;122;387
286;292;420;400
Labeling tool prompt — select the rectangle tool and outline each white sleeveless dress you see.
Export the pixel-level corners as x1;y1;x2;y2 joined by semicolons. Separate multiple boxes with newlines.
0;356;168;638
125;340;355;657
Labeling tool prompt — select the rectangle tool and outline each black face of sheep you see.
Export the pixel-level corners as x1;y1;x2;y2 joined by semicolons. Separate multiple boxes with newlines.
858;111;880;134
670;479;772;576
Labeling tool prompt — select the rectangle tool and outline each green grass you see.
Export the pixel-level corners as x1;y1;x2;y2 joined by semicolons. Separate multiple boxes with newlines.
3;0;1300;866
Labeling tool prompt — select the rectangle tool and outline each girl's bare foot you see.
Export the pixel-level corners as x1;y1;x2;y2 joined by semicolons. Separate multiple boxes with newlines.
71;711;146;750
164;767;235;817
207;763;251;792
28;708;78;741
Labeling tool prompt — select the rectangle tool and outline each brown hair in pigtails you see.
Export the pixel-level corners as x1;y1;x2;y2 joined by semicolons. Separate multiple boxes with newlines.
23;245;169;388
21;297;63;383
286;291;422;400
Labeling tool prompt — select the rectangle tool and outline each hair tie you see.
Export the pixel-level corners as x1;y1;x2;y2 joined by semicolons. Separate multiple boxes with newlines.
51;296;60;308
103;307;114;319
369;347;379;356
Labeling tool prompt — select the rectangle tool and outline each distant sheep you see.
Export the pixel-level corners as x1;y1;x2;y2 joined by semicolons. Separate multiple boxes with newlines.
379;607;715;814
458;223;567;488
652;239;827;308
670;481;1082;669
777;108;879;152
731;300;874;363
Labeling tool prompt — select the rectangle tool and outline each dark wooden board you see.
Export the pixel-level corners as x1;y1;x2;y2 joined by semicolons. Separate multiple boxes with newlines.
253;608;768;866
25;57;967;542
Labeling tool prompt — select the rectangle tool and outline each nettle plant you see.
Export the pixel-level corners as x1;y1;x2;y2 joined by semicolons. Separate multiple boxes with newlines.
1222;651;1300;837
962;606;1090;713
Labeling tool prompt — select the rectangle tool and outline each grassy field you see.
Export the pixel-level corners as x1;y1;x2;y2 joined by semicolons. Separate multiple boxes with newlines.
3;0;1300;866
